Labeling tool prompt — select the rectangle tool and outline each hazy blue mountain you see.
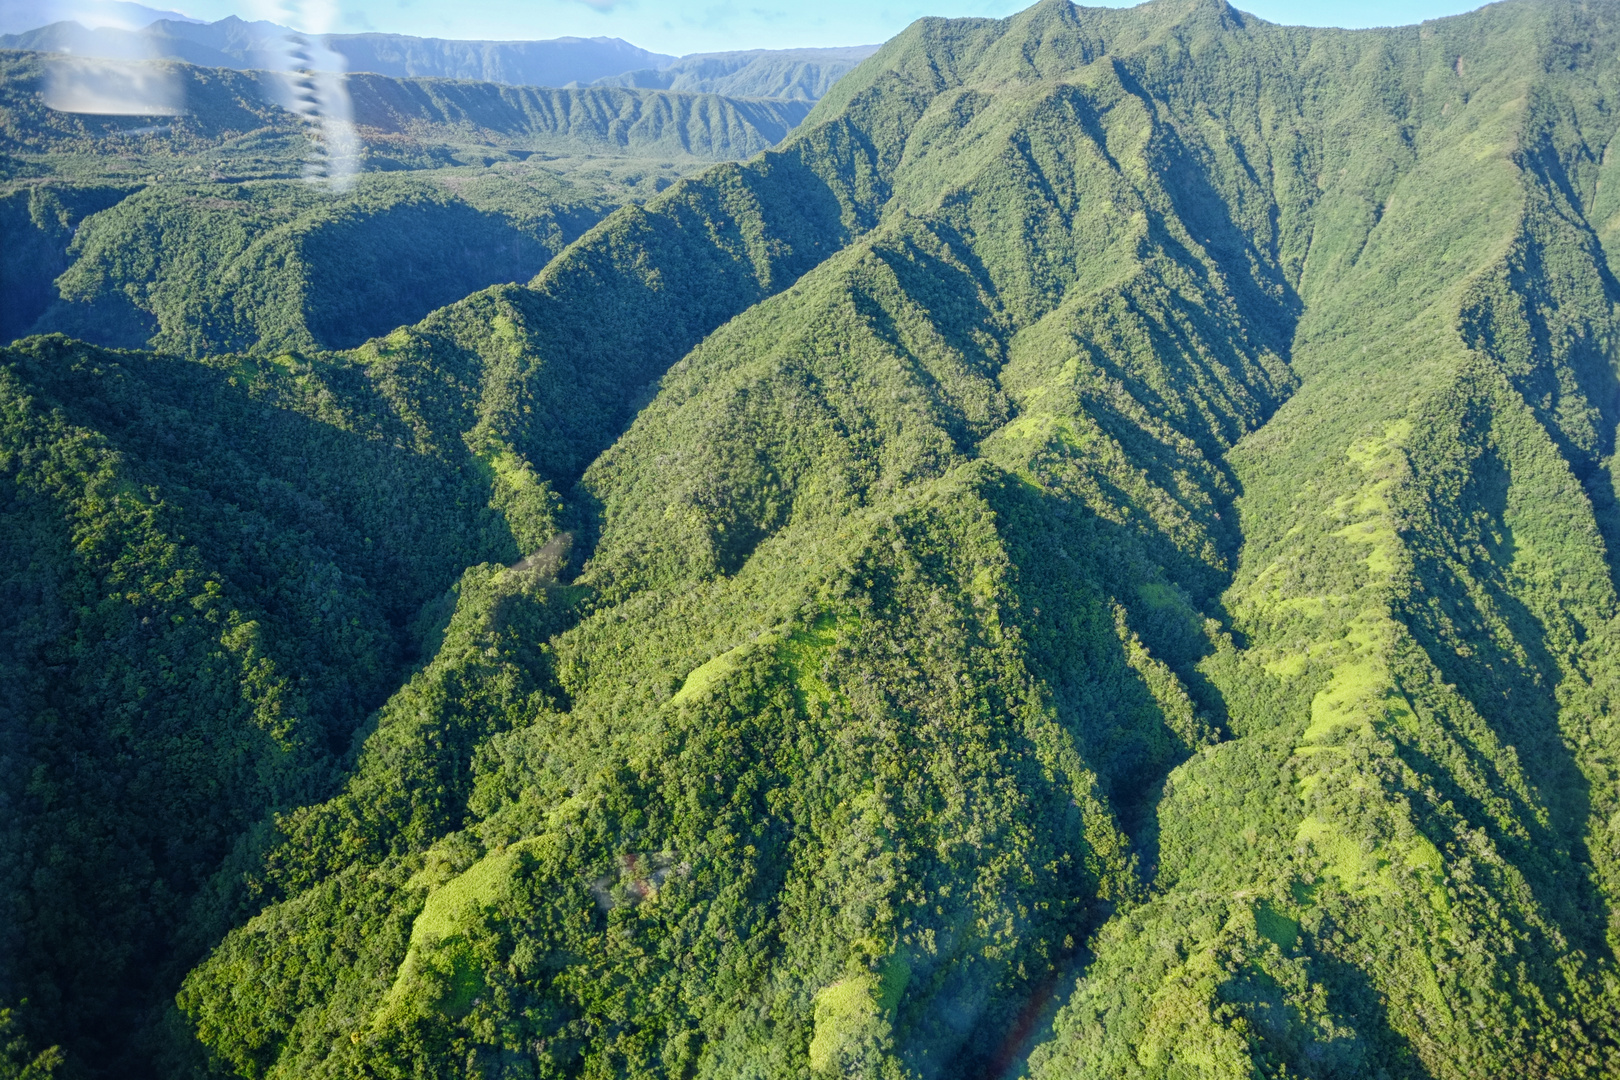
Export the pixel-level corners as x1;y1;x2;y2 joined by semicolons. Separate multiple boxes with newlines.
0;17;879;102
16;2;1620;1080
590;45;880;101
0;17;677;87
317;30;675;87
2;17;304;70
0;48;813;175
0;0;199;35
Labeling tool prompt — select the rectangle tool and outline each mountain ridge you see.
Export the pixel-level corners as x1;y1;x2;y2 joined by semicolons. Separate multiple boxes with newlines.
0;0;200;35
0;47;819;356
0;16;880;102
590;45;880;101
0;16;678;88
8;0;1620;1077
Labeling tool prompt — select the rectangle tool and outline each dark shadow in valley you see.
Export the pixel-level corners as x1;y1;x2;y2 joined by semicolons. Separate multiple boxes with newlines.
0;335;529;1080
1395;428;1615;968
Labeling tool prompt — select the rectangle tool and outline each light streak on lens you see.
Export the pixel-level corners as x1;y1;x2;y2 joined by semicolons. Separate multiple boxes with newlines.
255;0;358;189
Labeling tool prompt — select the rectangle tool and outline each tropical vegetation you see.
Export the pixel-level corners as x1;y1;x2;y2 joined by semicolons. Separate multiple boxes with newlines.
6;1;1620;1078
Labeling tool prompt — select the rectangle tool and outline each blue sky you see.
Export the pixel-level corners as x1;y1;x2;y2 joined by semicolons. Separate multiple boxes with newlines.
186;0;1494;56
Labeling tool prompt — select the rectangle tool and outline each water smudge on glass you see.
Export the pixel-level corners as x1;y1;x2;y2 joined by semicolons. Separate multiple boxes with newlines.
38;0;358;188
255;0;358;188
41;0;186;116
44;54;184;115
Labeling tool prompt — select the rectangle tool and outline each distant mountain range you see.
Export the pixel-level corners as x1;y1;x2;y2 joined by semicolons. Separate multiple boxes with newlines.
3;17;676;87
0;44;818;352
592;45;879;101
0;14;878;100
15;2;1620;1079
0;0;199;35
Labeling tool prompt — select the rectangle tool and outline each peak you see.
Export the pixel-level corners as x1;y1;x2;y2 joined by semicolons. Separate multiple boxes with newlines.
1008;0;1251;42
1146;0;1250;29
1020;0;1084;22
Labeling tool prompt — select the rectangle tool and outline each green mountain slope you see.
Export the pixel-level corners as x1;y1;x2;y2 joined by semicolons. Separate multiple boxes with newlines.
0;50;810;176
0;50;818;355
0;80;880;1071
0;182;133;344
14;172;611;354
0;334;542;1078
341;75;813;160
10;0;1620;1078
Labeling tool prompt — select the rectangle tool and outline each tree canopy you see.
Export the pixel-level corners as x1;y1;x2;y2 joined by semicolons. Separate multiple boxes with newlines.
7;1;1620;1077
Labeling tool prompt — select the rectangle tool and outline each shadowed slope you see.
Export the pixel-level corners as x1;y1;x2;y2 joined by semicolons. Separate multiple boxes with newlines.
177;4;1309;1076
178;2;1620;1078
13;2;1620;1079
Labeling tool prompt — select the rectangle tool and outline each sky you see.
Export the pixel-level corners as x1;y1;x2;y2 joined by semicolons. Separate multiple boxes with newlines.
172;0;1493;56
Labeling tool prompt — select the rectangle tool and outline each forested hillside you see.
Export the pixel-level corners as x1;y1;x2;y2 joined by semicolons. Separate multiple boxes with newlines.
0;49;810;177
7;174;613;354
339;75;811;159
8;0;1620;1078
0;49;813;355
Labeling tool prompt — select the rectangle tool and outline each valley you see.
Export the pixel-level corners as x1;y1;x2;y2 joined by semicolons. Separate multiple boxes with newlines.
5;1;1620;1077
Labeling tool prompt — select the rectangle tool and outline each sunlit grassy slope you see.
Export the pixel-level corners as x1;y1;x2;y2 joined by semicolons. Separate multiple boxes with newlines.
10;0;1620;1077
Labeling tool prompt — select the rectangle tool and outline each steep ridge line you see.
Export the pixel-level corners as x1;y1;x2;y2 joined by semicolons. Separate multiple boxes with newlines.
9;1;1620;1078
0;48;815;166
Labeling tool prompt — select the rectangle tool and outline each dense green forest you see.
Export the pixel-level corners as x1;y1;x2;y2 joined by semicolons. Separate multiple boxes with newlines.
0;48;815;354
6;174;613;353
8;0;1620;1077
0;51;808;183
